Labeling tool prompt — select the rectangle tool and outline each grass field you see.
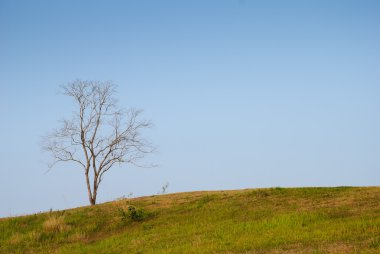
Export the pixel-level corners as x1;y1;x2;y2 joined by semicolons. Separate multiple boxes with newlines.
1;187;379;253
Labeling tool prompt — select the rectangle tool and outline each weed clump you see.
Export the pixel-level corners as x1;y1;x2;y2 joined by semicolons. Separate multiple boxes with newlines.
128;206;149;221
118;205;152;223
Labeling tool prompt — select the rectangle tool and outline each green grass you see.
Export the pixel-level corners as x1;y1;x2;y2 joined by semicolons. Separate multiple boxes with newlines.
1;187;380;253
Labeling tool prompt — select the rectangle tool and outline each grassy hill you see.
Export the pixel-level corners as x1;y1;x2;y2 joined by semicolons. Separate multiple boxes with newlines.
1;187;380;253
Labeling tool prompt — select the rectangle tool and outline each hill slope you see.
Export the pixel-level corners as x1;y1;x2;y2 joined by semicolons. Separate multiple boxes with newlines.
1;187;380;253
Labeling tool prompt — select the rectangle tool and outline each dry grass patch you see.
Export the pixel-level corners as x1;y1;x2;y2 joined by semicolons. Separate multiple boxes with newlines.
27;230;41;242
69;231;88;242
43;215;69;233
7;232;23;245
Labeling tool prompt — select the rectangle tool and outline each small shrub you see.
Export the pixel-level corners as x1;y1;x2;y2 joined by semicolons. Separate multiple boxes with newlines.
118;205;152;223
128;206;148;221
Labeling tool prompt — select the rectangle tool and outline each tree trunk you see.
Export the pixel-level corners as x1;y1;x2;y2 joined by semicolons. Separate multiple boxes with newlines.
85;172;96;205
90;197;96;206
92;184;98;205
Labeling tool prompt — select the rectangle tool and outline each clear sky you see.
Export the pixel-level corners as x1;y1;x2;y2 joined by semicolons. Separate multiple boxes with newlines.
1;0;379;217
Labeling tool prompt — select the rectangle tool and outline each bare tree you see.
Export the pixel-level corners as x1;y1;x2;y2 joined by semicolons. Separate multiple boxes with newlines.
42;80;154;205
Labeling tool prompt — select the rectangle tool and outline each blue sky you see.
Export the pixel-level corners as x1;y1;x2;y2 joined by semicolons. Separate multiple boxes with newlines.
0;0;379;217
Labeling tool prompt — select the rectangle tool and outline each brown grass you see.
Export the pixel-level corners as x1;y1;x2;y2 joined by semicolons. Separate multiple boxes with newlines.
43;215;69;233
7;232;23;245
